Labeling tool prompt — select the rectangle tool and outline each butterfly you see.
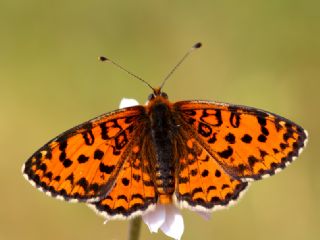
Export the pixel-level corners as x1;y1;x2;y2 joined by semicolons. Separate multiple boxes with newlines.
22;43;308;220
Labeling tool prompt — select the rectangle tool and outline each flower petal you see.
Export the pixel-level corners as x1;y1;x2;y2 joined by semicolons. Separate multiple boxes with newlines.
160;205;184;240
142;205;166;233
119;98;139;108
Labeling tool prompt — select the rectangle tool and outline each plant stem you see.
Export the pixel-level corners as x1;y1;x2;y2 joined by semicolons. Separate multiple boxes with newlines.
128;217;142;240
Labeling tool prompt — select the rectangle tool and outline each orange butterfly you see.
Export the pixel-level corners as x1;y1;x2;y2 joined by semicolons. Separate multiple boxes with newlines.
22;43;308;220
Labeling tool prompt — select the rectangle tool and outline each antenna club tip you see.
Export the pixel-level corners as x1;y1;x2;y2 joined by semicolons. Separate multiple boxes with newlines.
193;42;202;49
99;56;108;62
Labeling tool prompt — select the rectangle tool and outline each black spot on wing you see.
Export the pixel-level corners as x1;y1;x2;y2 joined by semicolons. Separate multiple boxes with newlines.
248;156;259;167
215;170;221;177
241;134;252;143
94;149;104;160
63;159;73;168
78;154;89;163
229;112;240;128
59;141;68;151
66;173;74;184
258;134;267;142
218;146;233;159
198;122;212;137
225;133;236;144
82;129;95;145
122;178;130;186
208;133;217;144
200;109;223;126
191;169;198;176
99;163;115;174
59;152;66;162
77;177;89;191
117;195;128;202
201;169;209;177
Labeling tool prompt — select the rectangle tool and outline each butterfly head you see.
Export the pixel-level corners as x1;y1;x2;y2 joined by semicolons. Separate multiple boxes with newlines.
148;87;169;101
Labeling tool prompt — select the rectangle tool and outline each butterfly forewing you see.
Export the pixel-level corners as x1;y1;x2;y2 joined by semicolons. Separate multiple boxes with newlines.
23;106;146;202
174;101;308;181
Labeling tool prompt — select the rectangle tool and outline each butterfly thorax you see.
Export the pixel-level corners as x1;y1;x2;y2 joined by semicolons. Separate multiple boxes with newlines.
147;95;176;204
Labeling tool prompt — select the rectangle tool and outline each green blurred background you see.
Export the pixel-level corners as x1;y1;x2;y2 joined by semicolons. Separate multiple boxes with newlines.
1;0;319;239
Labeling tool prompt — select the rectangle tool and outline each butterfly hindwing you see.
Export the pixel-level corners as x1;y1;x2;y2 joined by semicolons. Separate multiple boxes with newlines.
88;141;158;219
22;106;146;202
175;137;249;211
174;101;308;181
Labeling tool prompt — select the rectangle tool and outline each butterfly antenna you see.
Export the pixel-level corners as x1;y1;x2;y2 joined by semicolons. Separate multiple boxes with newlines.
99;56;154;91
160;42;202;90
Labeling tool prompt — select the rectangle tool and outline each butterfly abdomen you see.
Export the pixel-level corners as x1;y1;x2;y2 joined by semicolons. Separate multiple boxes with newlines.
149;99;176;203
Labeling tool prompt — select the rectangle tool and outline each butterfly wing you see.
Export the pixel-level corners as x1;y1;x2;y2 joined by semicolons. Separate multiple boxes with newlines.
174;136;249;211
174;100;308;182
22;106;147;202
88;137;158;220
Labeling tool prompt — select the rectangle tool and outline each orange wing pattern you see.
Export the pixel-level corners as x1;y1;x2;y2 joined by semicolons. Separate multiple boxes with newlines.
89;143;158;219
22;106;146;202
175;137;248;211
174;101;308;182
22;96;308;218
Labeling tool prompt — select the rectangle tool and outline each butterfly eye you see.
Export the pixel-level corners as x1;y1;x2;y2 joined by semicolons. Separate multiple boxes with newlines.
160;92;168;99
148;93;155;101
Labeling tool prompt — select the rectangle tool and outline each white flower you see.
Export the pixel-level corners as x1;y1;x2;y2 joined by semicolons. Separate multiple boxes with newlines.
140;203;210;240
119;98;140;108
142;204;184;240
119;98;211;240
